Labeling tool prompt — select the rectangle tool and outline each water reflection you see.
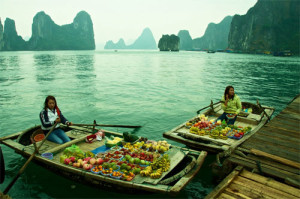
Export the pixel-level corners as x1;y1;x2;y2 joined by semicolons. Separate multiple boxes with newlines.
34;54;60;82
74;54;96;80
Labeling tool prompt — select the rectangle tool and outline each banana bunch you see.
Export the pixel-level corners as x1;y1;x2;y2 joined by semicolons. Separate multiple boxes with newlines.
150;168;162;179
140;166;152;177
150;154;170;172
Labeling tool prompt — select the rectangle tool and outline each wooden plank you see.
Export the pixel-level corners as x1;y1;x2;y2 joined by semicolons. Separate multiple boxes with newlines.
258;129;300;144
170;151;207;194
228;181;273;199
217;193;236;199
266;119;300;131
228;155;300;182
1;139;26;151
274;113;300;122
204;166;243;199
250;133;300;151
250;149;300;169
234;176;299;199
241;139;300;162
264;123;299;134
0;131;23;142
245;154;299;175
45;135;88;154
259;126;300;139
240;169;300;197
224;187;253;199
271;117;300;128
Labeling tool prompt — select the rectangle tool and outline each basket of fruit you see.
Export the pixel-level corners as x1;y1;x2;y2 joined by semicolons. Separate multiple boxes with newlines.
111;154;123;160
91;166;101;174
110;171;123;179
121;172;135;181
101;168;113;176
226;113;236;120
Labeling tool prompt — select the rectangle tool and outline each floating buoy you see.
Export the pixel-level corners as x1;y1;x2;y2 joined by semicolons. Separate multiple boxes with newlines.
0;146;5;184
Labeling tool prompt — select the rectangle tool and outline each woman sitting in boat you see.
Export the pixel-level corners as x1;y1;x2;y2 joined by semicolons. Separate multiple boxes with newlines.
39;95;72;144
217;86;242;125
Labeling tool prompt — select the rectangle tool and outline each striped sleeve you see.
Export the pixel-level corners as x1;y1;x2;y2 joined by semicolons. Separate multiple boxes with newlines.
39;110;53;128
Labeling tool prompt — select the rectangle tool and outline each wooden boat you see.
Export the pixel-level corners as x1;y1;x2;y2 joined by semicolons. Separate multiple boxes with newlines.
163;101;274;154
0;125;207;195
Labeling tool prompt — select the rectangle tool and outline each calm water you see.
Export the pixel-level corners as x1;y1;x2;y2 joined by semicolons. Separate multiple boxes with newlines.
0;50;299;199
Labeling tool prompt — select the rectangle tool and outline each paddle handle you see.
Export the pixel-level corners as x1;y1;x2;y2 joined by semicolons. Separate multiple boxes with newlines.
72;123;141;128
3;122;57;194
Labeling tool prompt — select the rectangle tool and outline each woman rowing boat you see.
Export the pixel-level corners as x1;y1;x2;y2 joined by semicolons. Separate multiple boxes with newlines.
39;95;73;144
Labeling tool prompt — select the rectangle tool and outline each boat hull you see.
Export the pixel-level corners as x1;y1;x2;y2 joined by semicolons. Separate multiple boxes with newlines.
0;125;207;195
163;101;274;153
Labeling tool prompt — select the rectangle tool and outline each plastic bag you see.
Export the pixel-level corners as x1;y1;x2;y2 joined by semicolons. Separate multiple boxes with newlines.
63;144;84;157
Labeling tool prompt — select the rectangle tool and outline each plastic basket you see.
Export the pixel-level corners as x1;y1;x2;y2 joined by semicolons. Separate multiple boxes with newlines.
34;133;45;142
226;114;236;120
101;169;112;177
41;153;53;160
90;166;101;174
110;172;123;179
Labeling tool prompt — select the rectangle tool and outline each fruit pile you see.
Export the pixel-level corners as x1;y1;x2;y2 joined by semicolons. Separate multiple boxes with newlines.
59;138;173;181
187;114;252;140
140;154;170;179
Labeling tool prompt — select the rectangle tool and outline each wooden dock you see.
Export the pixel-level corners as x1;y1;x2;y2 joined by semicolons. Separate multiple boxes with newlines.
205;166;300;199
221;94;300;188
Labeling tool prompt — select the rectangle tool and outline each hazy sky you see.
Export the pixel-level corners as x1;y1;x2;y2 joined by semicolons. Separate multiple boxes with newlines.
1;0;257;48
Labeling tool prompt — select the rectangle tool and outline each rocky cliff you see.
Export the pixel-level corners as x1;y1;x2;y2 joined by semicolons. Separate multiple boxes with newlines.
104;27;157;49
228;0;300;54
1;18;27;51
28;11;95;50
177;30;193;51
0;11;95;51
0;19;4;50
158;34;180;51
192;16;232;51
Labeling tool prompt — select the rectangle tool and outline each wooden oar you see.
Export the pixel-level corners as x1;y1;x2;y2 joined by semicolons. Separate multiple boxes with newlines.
257;99;271;122
72;123;142;128
196;100;221;114
3;122;58;194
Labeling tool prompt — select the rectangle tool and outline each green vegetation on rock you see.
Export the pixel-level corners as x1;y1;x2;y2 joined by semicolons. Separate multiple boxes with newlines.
158;34;180;51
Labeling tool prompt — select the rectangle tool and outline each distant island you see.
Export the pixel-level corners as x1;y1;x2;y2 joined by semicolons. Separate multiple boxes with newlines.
1;0;298;55
158;34;179;51
104;28;157;50
0;11;95;51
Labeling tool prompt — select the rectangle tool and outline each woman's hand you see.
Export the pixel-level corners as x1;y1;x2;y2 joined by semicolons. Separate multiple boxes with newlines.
225;94;229;106
55;117;61;123
67;122;73;126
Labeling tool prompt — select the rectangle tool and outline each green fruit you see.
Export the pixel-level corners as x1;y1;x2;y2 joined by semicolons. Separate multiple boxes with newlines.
112;165;118;170
140;160;146;165
121;163;127;169
126;165;131;171
134;158;141;164
125;155;131;160
129;158;135;164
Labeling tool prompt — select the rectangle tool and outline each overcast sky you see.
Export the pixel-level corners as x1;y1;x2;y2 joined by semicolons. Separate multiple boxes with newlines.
1;0;257;48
